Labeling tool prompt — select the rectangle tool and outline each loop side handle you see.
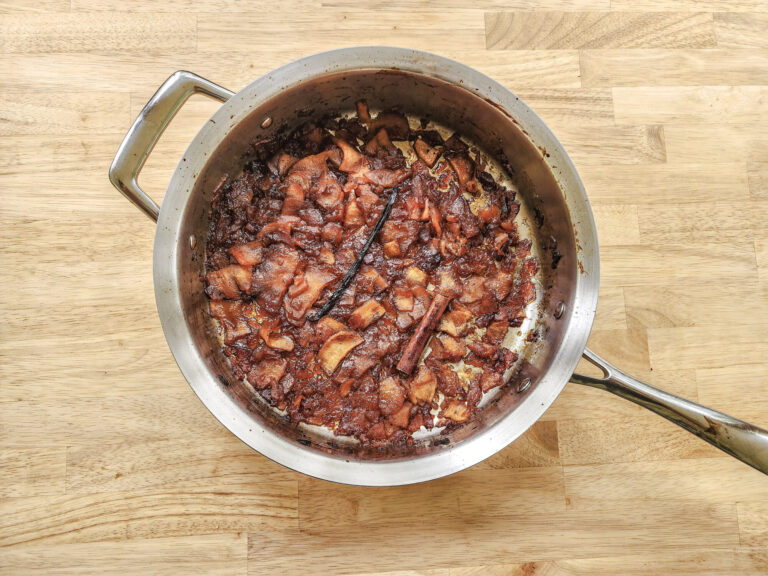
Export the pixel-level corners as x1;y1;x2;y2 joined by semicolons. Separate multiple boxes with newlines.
571;348;768;475
109;71;235;222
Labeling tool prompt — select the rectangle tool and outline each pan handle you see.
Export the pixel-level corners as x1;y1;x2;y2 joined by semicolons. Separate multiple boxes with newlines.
570;348;768;475
108;71;235;222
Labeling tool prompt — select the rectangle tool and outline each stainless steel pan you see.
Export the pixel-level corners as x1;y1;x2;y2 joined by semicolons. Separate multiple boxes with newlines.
110;47;768;484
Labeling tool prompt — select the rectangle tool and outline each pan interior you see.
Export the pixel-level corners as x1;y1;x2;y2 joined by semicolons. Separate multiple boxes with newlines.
178;69;579;462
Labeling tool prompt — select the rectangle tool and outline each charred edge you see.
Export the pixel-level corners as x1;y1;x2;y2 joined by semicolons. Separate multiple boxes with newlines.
433;438;451;446
297;438;312;446
217;375;231;387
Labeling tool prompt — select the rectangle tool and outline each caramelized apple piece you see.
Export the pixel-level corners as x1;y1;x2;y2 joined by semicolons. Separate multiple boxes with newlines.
349;299;386;330
436;268;462;298
317;330;364;374
371;110;410;140
459;276;486;304
248;358;287;391
284;267;337;323
229;240;264;267
205;265;252;300
364;128;393;155
208;300;251;344
259;319;295;352
435;334;467;362
256;220;294;245
383;241;402;258
356;99;371;125
408;366;437;404
389;401;412;428
393;287;414;312
448;154;475;187
468;340;496;359
344;195;365;228
414;138;440;167
442;400;470;423
438;306;473;338
484;321;509;345
364;168;409;188
404;266;427;286
480;371;504;393
313;319;346;348
318;247;335;265
335;138;368;175
358;265;389;293
251;245;299;313
378;376;405;416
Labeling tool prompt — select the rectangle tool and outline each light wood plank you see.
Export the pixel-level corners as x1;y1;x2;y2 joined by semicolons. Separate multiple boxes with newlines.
72;0;320;11
0;13;197;53
248;501;738;575
66;438;296;494
0;50;583;93
298;468;566;531
0;92;130;136
0;393;231;448
613;86;768;124
198;14;485;53
757;237;768;298
612;0;768;11
637;201;757;243
624;282;768;329
715;12;768;48
0;448;66;498
592;205;640;245
0;535;248;576
322;0;610;8
557;415;721;466
600;240;756;287
450;549;766;576
485;12;716;50
648;325;768;370
748;162;768;199
664;121;768;163
472;421;560;469
737;501;768;547
696;363;768;423
564;458;768;507
577;162;750;205
556;125;666;165
593;285;627;331
0;0;69;13
514;88;614;128
581;48;768;87
0;484;296;547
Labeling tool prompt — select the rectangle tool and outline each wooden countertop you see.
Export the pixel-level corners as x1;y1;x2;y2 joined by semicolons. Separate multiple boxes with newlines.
2;2;767;574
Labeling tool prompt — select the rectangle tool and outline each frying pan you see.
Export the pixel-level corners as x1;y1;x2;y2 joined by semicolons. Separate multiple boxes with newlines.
109;47;768;484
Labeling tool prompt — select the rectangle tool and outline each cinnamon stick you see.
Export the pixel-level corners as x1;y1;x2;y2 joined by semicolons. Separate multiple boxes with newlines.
396;293;451;375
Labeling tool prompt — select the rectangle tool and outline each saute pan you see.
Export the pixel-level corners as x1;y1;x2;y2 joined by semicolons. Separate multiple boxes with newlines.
109;47;768;484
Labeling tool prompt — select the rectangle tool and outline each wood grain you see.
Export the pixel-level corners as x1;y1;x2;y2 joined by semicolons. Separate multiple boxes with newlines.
580;48;768;87
485;12;716;49
1;3;767;575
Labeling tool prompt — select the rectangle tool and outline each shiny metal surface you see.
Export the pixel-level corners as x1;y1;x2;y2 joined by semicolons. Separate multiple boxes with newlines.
109;71;234;221
110;46;767;485
572;349;768;474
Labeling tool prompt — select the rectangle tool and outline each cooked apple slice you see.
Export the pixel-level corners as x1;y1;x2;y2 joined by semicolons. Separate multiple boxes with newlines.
315;316;347;342
259;319;294;352
317;330;364;374
442;400;470;423
408;366;437;404
229;240;264;266
378;376;405;416
205;264;252;300
414;138;440;167
349;299;385;330
404;266;427;286
437;305;473;338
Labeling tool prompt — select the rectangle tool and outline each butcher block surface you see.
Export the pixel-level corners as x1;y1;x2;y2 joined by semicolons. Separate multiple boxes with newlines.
1;1;768;574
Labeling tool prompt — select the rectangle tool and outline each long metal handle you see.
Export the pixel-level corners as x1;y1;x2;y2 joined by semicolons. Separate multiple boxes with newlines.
571;348;768;475
109;70;234;222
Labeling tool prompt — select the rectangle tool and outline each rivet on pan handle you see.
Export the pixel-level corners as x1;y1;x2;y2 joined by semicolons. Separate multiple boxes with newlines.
108;71;235;222
571;348;768;475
